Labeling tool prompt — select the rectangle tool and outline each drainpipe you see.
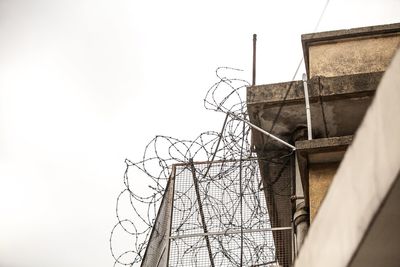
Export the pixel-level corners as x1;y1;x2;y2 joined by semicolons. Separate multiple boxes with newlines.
302;73;312;140
292;75;312;255
292;129;309;255
294;200;308;254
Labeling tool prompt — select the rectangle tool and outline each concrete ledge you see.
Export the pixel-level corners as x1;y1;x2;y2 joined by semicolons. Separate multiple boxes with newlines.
247;72;382;108
295;136;353;152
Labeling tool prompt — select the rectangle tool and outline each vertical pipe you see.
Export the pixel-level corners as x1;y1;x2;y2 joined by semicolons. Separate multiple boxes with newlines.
294;202;308;254
293;155;309;255
302;73;312;140
252;34;257;86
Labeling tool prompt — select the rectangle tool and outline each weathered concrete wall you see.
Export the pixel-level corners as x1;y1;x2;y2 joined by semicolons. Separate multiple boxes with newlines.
309;35;400;78
295;48;400;267
308;163;338;221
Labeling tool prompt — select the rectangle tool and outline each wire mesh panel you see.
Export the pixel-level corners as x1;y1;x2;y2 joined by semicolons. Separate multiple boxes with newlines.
140;174;174;267
169;159;292;267
257;155;294;267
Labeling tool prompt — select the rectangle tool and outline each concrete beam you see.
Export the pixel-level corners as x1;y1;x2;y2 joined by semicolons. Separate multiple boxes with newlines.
295;135;353;153
247;72;382;108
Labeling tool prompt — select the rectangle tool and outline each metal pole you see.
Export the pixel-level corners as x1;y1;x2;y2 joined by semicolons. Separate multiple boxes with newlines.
227;112;296;150
302;73;312;140
202;113;229;179
189;159;215;267
239;119;246;266
252;34;257;86
170;227;293;240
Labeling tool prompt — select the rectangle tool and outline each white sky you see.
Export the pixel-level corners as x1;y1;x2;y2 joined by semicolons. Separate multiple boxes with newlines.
0;0;398;266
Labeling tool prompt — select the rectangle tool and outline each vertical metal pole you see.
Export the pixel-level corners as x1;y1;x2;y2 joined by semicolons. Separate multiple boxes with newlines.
252;34;257;86
166;165;176;267
239;119;246;266
302;73;312;140
189;159;215;267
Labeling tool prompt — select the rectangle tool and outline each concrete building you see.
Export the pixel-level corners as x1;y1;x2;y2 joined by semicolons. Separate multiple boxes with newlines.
247;23;400;266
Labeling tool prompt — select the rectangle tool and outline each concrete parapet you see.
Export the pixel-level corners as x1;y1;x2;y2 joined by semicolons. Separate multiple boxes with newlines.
302;23;400;79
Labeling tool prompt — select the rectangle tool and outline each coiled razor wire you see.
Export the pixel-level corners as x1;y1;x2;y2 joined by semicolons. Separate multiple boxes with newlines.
109;67;291;266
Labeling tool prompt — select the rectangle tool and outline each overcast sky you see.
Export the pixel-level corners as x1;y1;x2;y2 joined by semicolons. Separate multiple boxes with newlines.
0;0;399;266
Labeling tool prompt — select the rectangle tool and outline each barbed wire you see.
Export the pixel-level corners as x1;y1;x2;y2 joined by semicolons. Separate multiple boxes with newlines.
109;67;292;267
